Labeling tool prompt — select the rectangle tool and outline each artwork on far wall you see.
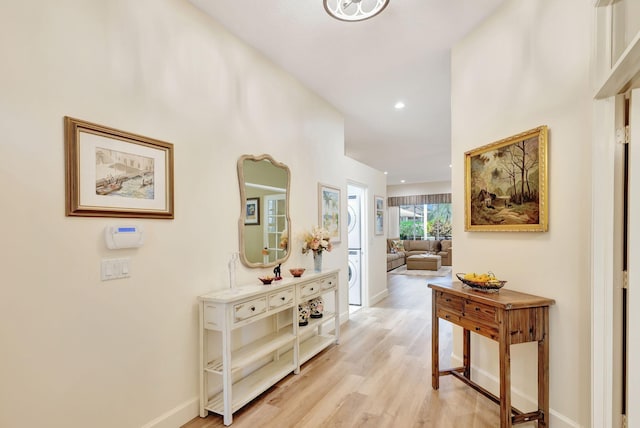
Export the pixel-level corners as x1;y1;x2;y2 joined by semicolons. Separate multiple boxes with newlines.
318;183;341;243
64;116;174;219
375;195;385;235
465;125;548;232
244;197;260;225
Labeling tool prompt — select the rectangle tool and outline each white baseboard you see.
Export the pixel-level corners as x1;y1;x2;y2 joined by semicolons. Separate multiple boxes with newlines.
369;288;389;306
450;354;581;428
140;396;200;428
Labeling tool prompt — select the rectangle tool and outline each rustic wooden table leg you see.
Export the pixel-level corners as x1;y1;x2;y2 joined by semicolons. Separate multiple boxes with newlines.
432;290;439;390
538;307;550;427
463;328;471;379
499;312;512;428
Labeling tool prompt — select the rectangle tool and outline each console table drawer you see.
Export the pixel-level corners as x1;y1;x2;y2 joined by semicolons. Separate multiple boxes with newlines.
269;288;294;309
437;308;462;324
458;316;499;341
437;307;499;341
436;292;464;313
234;297;267;322
464;300;497;325
319;274;338;291
300;282;322;299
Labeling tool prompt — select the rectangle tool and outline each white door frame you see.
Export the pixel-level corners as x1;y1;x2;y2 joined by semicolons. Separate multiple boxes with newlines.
591;4;640;425
347;180;369;307
626;89;640;428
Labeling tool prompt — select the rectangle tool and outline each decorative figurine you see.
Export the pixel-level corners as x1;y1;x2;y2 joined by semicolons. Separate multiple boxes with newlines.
309;296;324;318
298;303;310;326
273;263;282;281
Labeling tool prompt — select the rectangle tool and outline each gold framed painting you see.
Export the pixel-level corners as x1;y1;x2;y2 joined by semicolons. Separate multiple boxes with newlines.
465;125;548;232
65;116;174;219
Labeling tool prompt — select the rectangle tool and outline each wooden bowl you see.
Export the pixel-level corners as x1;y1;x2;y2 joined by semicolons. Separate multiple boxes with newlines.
259;277;274;285
289;268;305;278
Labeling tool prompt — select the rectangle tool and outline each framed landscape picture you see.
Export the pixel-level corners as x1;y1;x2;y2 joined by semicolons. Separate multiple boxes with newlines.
318;183;341;243
464;125;548;232
375;195;384;235
64;116;174;219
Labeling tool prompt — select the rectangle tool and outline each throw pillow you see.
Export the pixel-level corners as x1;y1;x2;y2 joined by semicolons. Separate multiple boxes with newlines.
392;240;405;252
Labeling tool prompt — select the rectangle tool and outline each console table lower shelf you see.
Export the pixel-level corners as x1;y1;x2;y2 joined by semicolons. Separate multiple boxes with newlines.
198;270;340;426
204;354;296;415
428;282;555;428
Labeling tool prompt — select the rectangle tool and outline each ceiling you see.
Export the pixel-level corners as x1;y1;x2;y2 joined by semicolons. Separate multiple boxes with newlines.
189;0;506;185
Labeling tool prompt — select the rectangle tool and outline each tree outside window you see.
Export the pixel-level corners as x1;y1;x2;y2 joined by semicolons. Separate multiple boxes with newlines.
426;203;452;240
399;203;451;240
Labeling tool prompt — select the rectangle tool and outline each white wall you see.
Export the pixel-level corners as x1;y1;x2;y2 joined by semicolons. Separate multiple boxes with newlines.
451;1;592;427
0;1;386;427
387;180;451;197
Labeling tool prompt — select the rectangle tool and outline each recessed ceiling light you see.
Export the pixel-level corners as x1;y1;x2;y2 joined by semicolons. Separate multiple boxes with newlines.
400;180;406;183
384;171;388;175
449;164;452;168
394;101;405;110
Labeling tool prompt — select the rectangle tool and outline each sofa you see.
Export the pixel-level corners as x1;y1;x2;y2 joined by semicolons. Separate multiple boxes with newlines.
387;238;452;271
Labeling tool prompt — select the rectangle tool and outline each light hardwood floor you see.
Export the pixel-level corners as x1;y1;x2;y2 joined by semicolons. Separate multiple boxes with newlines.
183;272;532;428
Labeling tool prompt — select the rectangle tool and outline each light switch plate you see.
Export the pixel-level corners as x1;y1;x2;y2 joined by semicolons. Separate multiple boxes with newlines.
101;258;131;281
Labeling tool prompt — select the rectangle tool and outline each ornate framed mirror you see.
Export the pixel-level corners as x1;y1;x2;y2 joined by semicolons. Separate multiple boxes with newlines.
237;154;291;268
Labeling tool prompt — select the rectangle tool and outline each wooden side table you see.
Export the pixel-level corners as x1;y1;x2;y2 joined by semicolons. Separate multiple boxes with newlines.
429;282;555;427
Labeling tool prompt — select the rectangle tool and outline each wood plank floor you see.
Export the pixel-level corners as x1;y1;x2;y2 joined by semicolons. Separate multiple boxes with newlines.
183;273;534;428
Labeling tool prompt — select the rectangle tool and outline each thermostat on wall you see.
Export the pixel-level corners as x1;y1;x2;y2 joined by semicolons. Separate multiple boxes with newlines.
104;225;144;249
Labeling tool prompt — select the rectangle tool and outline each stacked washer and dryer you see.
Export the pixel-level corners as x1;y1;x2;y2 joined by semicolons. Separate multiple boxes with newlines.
347;192;362;306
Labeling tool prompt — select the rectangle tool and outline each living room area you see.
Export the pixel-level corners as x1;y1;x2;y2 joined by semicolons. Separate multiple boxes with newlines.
385;184;453;276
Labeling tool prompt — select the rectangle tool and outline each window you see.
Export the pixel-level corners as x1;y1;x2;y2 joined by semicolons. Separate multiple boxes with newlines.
426;203;452;240
399;203;451;240
399;205;424;240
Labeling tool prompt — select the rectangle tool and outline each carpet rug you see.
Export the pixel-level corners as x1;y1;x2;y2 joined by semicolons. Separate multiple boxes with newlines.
388;265;452;277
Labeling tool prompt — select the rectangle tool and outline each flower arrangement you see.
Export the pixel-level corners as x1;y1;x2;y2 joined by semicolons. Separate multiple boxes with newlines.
301;226;333;255
279;229;288;250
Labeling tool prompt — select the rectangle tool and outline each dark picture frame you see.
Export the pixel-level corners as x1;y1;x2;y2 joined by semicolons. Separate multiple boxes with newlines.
245;197;260;225
64;116;174;219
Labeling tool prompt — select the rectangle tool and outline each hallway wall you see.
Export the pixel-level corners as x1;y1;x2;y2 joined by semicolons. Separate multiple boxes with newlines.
451;0;592;426
0;1;386;427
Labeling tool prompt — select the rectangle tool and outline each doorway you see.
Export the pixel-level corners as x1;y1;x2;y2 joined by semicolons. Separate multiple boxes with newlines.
348;183;366;309
624;89;640;426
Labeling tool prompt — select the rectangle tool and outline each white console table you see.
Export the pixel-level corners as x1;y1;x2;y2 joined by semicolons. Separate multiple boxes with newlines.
198;269;339;426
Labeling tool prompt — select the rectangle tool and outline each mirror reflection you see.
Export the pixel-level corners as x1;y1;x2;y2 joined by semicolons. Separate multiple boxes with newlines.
237;154;291;268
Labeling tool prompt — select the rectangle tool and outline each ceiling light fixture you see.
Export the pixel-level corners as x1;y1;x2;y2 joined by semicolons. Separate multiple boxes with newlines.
323;0;390;22
394;101;405;109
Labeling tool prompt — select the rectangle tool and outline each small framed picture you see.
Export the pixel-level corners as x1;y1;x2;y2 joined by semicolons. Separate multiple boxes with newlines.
375;195;384;235
245;197;260;225
64;116;174;219
318;183;341;243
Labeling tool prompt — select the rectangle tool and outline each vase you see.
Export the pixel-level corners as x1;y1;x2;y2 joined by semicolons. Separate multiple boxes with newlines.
298;303;310;326
309;296;324;318
313;251;322;272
